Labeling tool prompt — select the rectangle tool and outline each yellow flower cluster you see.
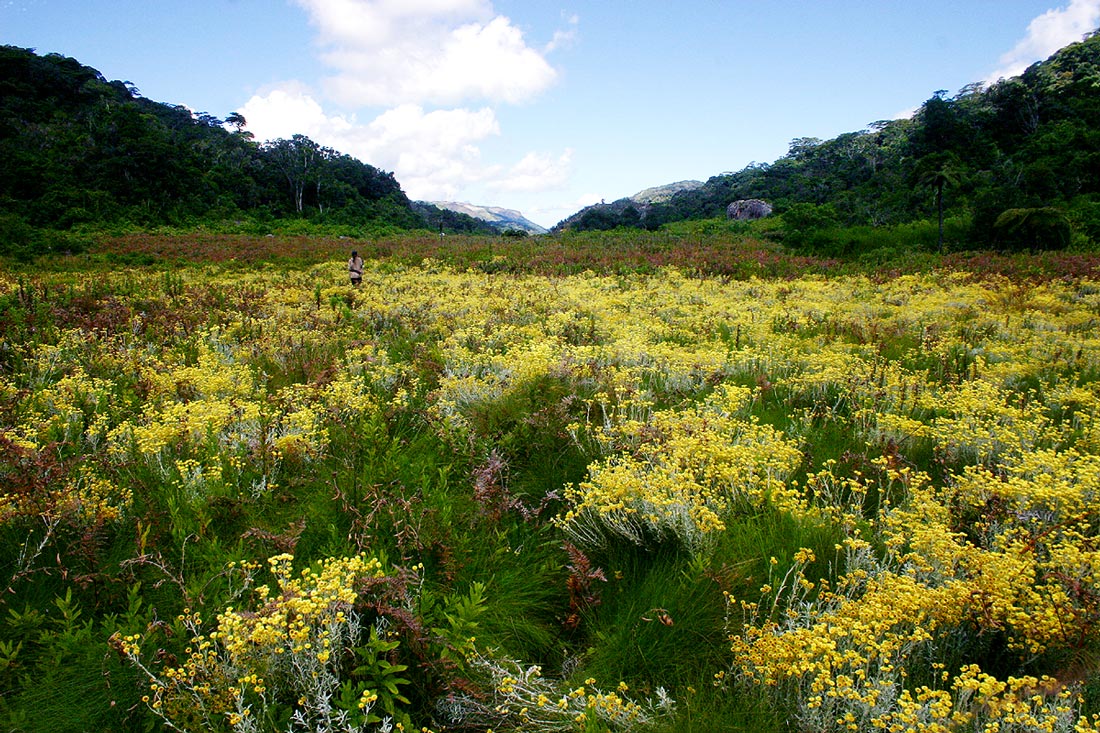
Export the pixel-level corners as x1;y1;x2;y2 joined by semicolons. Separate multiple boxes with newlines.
730;453;1100;731
216;553;381;658
560;398;803;553
104;334;333;473
7;259;1100;731
729;537;1099;733
0;459;131;526
472;652;673;731
122;553;386;732
872;664;1094;733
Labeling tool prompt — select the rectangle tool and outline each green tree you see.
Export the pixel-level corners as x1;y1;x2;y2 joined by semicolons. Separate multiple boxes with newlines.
780;202;840;251
992;207;1072;251
225;111;247;133
620;205;642;228
263;134;323;214
912;152;963;252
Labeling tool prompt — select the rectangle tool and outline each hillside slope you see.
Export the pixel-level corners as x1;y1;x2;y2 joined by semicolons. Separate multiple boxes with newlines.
555;30;1100;250
0;45;425;238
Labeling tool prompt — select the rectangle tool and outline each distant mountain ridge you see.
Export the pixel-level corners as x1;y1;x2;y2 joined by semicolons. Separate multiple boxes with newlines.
426;201;548;234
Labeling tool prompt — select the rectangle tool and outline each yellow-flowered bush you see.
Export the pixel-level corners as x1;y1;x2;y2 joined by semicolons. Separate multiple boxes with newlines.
728;455;1100;732
560;391;803;554
6;259;1100;732
728;536;1099;733
459;653;674;732
120;553;392;733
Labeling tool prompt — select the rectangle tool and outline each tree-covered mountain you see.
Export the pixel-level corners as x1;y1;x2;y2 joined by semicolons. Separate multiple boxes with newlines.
553;181;703;233
557;30;1100;252
0;45;425;243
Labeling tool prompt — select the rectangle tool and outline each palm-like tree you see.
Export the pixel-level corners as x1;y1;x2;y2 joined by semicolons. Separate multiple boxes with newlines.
912;152;962;253
225;111;247;133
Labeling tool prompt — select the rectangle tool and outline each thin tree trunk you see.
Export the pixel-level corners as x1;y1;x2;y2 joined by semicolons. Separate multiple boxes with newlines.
937;183;944;253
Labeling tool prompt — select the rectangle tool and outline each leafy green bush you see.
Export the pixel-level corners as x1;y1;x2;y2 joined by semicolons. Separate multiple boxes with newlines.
0;212;34;258
659;218;753;237
780;215;973;258
0;214;90;261
1067;195;1100;248
781;203;840;238
992;207;1072;251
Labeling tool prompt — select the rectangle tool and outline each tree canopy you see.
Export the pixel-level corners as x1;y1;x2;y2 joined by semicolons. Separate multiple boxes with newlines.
0;45;423;237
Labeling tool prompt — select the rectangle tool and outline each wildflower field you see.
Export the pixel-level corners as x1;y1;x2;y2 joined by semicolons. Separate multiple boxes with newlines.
3;233;1100;732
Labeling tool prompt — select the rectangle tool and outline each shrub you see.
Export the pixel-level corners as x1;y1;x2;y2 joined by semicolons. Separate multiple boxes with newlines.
1067;195;1100;248
0;212;34;259
781;203;840;239
992;207;1072;251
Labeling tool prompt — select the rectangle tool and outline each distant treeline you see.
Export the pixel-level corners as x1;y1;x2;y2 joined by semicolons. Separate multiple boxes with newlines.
560;30;1100;253
6;32;1100;259
0;45;494;255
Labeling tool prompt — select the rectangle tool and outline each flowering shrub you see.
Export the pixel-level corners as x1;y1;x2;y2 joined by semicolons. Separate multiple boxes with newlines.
727;537;1100;733
460;653;674;732
4;259;1100;731
117;553;400;732
559;396;802;554
727;458;1100;732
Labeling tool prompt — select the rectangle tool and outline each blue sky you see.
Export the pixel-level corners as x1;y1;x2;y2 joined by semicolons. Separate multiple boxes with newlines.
4;1;1100;227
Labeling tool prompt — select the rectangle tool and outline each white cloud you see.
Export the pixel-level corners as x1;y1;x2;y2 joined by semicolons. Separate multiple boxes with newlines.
891;105;919;120
237;3;577;205
488;149;573;193
293;0;557;106
349;104;503;199
986;0;1100;82
240;86;528;200
544;13;579;53
236;84;355;141
575;193;606;208
296;0;492;48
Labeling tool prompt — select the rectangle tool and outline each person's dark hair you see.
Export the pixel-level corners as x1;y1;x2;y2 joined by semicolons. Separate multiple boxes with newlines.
351;250;358;258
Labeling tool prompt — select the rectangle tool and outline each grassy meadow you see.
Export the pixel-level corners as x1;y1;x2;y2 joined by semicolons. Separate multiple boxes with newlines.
3;231;1100;732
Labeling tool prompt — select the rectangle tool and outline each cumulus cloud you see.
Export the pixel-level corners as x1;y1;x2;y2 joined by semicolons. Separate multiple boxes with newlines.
488;149;573;193
293;0;558;106
347;103;502;199
240;86;500;195
986;0;1100;82
238;2;576;204
236;84;355;141
239;86;573;201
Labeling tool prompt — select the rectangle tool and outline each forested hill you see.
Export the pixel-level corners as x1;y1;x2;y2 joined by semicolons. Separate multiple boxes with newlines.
558;30;1100;252
6;32;1100;257
0;45;494;246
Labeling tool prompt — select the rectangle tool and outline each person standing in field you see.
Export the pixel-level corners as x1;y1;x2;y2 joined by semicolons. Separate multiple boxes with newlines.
348;250;364;286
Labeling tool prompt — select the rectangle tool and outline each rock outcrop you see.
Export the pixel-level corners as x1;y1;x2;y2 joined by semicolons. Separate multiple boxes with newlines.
726;199;773;220
630;180;704;205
